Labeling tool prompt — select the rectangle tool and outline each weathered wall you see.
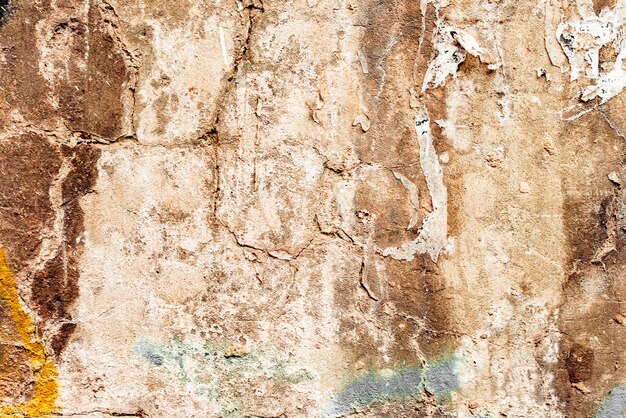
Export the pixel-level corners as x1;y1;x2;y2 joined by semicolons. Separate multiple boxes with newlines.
1;0;626;417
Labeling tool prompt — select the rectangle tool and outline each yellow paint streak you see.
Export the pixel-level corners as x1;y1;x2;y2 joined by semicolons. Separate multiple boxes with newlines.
0;248;58;416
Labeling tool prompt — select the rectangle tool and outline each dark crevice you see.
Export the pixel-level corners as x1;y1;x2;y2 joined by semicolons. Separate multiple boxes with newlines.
238;0;264;66
208;0;264;233
98;0;142;138
0;0;9;25
359;259;379;301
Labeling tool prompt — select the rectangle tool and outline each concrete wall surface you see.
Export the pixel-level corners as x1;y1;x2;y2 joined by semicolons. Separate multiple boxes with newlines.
1;0;626;416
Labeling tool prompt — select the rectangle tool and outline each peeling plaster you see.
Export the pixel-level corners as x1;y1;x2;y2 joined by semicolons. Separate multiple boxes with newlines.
422;23;498;92
381;112;447;262
557;5;626;103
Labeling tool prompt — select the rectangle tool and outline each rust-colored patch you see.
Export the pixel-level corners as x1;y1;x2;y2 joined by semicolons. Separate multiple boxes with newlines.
565;343;595;384
62;144;102;242
353;168;419;249
334;238;457;373
385;254;456;361
593;0;617;15
31;253;72;329
31;145;101;355
357;0;427;168
0;136;100;360
0;2;54;129
0;1;129;137
58;145;101;353
0;134;62;272
0;135;63;405
54;5;129;138
339;0;459;374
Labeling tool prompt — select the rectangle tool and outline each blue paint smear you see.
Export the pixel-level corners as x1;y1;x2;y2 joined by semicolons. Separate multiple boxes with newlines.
322;357;459;418
425;357;459;400
321;367;424;418
135;338;165;366
596;386;626;418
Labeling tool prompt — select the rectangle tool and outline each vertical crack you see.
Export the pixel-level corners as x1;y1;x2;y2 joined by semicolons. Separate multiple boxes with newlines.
98;0;142;139
209;0;265;226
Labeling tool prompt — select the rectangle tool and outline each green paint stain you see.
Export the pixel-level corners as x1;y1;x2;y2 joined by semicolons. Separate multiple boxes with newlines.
135;336;314;417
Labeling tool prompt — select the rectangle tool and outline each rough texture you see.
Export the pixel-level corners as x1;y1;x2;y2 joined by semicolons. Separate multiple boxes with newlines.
1;0;626;417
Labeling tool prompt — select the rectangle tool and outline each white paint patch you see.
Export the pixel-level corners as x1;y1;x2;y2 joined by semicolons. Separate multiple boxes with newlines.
269;250;293;260
219;26;230;67
557;6;626;103
422;23;498;92
381;111;447;262
581;43;626;102
452;29;498;69
422;24;466;92
557;15;619;81
352;113;370;132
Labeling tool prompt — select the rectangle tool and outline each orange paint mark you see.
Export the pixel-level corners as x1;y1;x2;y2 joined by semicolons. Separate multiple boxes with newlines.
0;248;58;416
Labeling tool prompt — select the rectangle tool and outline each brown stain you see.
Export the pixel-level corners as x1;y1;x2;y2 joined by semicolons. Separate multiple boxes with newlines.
356;0;424;167
0;1;55;130
358;0;465;241
385;254;455;361
56;2;129;138
0;142;101;362
555;111;626;417
31;254;72;328
593;0;617;15
353;168;418;249
332;0;459;376
0;134;67;403
0;134;62;272
0;0;129;137
565;343;595;384
0;0;123;365
31;145;101;356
